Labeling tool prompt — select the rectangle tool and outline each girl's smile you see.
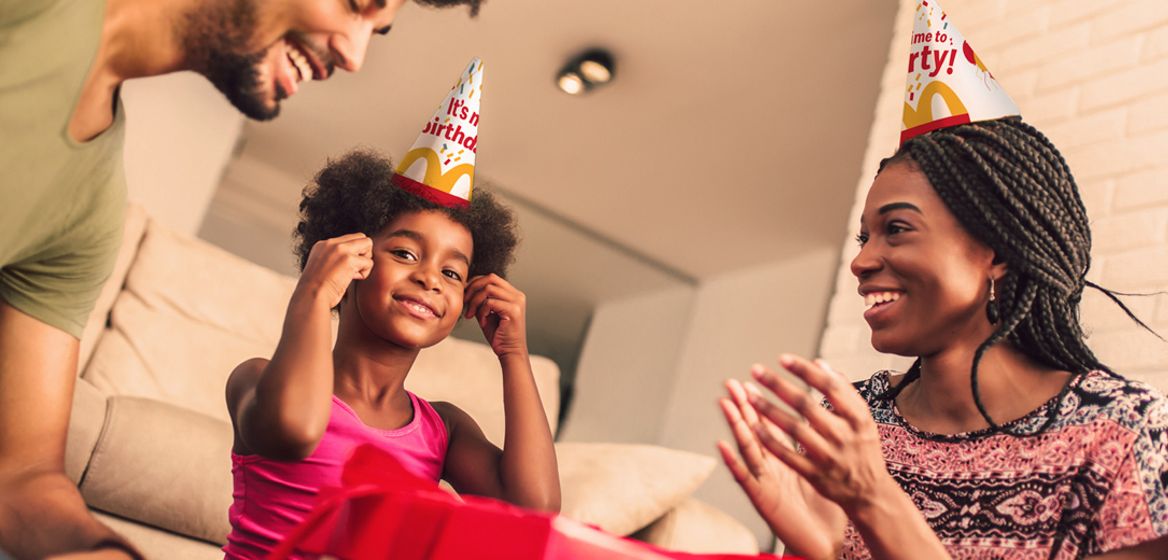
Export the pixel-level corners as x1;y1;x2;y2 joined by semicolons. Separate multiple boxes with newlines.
393;293;441;320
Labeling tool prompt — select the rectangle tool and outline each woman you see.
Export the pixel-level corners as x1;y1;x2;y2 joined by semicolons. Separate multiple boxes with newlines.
720;118;1168;559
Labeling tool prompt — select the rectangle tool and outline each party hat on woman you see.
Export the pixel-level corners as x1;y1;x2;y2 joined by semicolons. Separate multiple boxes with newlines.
900;0;1019;144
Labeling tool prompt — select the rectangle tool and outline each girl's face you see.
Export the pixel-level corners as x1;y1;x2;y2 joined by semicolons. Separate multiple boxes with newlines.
850;161;1003;357
352;210;473;349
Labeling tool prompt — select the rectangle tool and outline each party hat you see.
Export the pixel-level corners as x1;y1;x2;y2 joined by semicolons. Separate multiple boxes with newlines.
900;0;1019;144
393;57;484;208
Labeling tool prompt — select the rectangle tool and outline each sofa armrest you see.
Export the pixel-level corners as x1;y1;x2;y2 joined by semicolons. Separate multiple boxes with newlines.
93;510;223;560
65;379;109;484
79;396;233;545
631;497;759;555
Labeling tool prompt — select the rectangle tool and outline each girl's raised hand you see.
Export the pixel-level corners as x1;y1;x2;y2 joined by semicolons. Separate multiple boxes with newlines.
463;274;528;359
296;233;374;309
745;355;895;516
719;379;844;559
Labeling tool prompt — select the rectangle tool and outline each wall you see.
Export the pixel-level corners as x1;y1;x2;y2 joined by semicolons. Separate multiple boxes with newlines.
560;248;838;548
658;247;840;548
558;286;696;444
122;72;243;235
819;0;1168;387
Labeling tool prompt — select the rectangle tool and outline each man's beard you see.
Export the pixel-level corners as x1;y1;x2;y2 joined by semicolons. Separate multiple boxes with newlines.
180;0;282;121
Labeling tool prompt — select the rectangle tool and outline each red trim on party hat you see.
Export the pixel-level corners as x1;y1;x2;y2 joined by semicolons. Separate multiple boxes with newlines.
391;174;470;209
900;114;972;145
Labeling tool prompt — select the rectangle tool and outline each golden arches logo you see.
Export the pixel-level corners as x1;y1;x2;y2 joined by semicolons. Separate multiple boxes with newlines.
903;81;968;130
396;148;475;194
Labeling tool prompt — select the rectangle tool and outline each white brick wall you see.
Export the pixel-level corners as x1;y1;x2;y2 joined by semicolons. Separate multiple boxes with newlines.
818;0;1168;389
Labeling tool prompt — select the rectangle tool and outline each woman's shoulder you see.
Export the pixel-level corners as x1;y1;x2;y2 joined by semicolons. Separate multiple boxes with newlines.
850;369;898;403
820;370;898;415
1072;372;1168;550
1068;370;1168;435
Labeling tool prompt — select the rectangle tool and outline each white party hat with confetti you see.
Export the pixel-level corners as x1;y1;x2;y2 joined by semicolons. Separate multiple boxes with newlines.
393;57;483;208
900;0;1019;144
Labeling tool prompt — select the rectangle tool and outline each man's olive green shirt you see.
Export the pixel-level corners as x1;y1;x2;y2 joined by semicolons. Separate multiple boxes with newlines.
0;0;126;338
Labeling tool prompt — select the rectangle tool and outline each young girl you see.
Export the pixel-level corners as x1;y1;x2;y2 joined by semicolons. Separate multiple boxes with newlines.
222;149;560;559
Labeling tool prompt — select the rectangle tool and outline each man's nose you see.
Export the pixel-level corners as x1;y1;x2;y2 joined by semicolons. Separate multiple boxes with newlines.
330;21;374;73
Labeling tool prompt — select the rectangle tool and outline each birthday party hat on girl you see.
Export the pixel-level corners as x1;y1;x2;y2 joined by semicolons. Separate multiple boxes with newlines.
900;0;1019;144
393;57;483;208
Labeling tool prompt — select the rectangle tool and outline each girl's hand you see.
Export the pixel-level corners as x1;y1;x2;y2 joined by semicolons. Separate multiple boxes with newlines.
719;379;844;559
295;233;374;309
746;354;896;516
463;274;528;359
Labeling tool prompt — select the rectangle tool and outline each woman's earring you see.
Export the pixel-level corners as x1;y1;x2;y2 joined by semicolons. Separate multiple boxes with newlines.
986;277;1000;324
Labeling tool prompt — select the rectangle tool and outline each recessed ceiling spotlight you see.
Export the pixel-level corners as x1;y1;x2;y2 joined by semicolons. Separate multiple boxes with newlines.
557;71;585;95
556;49;616;95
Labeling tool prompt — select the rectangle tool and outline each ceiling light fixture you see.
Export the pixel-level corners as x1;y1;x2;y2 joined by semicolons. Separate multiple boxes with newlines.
556;49;615;95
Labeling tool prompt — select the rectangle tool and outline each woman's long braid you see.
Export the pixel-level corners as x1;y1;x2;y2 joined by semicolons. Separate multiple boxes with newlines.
884;117;1141;436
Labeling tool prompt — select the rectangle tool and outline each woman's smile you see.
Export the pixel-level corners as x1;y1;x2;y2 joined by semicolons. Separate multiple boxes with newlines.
861;290;904;326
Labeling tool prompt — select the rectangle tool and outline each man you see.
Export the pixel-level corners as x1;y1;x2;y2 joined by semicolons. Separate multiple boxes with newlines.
0;0;481;557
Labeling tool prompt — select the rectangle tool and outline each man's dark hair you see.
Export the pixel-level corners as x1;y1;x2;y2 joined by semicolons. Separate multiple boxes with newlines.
877;117;1158;435
294;148;517;280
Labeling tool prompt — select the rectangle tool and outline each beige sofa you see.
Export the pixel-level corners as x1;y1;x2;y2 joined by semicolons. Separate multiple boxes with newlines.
64;205;758;558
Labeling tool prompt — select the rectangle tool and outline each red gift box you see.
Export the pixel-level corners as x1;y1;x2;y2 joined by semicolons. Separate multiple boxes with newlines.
270;444;795;560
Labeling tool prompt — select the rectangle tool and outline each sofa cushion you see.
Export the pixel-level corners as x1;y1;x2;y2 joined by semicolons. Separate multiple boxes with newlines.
80;396;233;545
631;497;760;554
78;204;148;371
120;220;298;348
82;219;560;437
407;336;561;443
556;442;715;536
83;290;280;421
81;221;297;421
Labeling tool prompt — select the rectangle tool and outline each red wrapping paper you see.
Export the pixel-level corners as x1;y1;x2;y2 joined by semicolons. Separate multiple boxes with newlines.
270;444;795;560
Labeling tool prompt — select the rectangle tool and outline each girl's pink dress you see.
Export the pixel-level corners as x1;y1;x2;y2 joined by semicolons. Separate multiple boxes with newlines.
223;392;449;559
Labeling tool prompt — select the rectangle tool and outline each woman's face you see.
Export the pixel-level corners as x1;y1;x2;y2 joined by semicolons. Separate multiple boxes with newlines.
350;210;473;350
850;160;1003;357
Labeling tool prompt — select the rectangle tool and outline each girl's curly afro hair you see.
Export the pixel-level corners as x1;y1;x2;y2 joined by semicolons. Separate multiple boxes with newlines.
293;149;518;279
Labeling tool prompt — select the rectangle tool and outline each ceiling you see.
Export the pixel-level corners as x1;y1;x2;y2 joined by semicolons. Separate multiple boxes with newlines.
234;0;897;280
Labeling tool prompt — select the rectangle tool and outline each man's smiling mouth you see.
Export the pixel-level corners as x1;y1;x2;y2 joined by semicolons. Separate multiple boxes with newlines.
283;37;325;82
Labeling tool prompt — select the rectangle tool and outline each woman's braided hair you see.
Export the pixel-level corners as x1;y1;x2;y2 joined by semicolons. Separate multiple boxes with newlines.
878;117;1157;436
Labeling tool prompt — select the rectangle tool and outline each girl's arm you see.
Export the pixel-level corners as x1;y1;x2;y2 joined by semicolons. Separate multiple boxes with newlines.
438;274;560;511
225;233;373;460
